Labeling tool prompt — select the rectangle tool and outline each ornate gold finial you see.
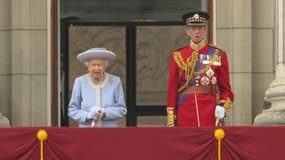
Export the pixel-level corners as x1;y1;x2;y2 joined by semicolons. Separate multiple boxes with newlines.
214;128;225;160
37;129;48;141
214;128;225;140
37;129;48;160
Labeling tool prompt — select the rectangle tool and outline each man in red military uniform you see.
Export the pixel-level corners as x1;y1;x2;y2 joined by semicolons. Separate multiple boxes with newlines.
167;11;234;127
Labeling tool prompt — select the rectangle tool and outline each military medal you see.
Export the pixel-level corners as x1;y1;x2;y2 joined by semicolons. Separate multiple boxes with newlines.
204;55;211;64
211;76;217;84
213;55;221;66
206;68;214;77
201;76;210;86
199;54;211;64
199;54;204;63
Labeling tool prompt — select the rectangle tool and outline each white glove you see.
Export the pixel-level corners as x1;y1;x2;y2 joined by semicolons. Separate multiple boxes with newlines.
89;107;101;120
215;105;225;119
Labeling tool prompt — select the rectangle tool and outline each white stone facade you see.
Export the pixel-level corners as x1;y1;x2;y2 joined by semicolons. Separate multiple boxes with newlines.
0;0;279;126
0;0;49;126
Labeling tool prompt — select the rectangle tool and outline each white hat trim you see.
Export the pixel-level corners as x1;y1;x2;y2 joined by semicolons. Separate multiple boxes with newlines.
77;48;116;65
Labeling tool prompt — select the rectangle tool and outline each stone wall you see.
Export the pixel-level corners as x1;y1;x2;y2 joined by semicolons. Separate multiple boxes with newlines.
0;0;12;123
10;0;48;126
0;0;277;126
216;0;275;125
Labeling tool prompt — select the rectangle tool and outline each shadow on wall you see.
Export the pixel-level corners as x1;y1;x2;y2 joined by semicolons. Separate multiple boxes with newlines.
0;113;10;127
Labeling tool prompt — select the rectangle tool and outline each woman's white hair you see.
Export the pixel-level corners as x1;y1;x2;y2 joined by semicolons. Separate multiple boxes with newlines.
85;59;109;67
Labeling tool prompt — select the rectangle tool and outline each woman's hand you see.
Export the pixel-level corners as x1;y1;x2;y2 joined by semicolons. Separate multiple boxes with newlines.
89;107;101;120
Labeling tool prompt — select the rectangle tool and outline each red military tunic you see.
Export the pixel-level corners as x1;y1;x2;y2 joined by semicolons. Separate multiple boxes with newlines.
167;41;234;127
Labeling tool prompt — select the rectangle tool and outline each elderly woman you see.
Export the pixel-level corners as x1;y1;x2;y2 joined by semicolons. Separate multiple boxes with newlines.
68;48;127;127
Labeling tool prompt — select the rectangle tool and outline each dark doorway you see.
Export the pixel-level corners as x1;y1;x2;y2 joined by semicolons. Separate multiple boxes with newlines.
60;0;210;126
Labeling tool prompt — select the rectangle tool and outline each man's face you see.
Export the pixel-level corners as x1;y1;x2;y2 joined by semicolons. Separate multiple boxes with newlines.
185;25;208;44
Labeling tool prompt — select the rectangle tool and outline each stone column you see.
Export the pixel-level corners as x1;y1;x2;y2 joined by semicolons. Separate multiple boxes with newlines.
254;0;285;125
0;0;11;121
11;0;48;126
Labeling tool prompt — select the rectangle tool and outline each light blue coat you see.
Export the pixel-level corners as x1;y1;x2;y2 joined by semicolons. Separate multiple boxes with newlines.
68;73;127;127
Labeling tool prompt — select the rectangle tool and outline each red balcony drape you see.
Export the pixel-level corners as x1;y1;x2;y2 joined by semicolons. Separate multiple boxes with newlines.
0;126;284;160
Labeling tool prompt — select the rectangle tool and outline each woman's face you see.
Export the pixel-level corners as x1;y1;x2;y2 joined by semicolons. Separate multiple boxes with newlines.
87;58;107;80
185;25;208;44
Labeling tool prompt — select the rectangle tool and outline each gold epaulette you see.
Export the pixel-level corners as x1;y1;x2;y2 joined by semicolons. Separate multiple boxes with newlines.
173;51;187;71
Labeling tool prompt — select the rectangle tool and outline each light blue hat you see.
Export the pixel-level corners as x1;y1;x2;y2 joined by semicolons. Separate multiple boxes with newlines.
77;48;116;65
